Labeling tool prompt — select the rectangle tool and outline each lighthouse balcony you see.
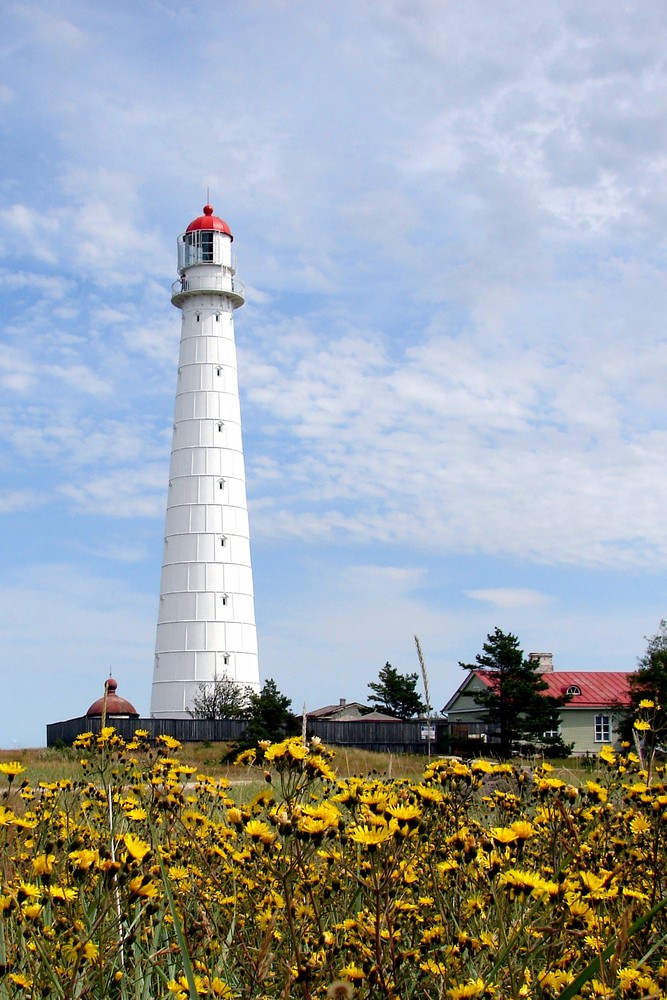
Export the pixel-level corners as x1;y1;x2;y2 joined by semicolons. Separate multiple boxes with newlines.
171;273;245;307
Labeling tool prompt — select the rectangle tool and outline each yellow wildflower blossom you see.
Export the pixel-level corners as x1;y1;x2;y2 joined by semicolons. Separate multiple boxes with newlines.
630;814;652;835
489;826;518;844
0;761;26;777
32;853;55;876
448;978;494;999
123;833;151;862
8;974;32;988
244;820;277;845
348;822;395;847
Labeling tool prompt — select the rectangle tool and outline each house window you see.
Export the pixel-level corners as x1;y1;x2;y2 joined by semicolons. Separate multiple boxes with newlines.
216;312;221;322
216;367;222;376
220;594;228;606
196;313;201;322
566;685;581;696
595;715;611;743
222;654;230;666
220;535;227;547
543;725;560;740
218;478;225;489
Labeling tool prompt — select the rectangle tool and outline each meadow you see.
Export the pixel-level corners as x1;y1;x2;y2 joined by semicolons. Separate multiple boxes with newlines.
0;718;666;999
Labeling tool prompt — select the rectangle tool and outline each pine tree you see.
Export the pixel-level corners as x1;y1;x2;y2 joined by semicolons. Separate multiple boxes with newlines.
618;621;667;749
459;628;570;757
245;678;300;742
367;662;426;719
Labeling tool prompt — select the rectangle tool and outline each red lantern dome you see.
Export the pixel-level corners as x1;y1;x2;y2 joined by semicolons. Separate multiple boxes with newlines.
185;204;232;238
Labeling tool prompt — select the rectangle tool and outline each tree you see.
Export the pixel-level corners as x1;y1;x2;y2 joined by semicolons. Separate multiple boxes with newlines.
367;662;426;719
459;628;571;758
244;678;300;743
618;620;667;749
188;674;251;720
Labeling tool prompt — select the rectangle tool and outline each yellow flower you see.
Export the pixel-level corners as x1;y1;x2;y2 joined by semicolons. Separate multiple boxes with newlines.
584;781;608;803
263;740;288;761
83;941;99;961
421;958;448;974
510;820;535;839
21;902;43;920
17;881;41;900
210;979;236;998
348;822;395;847
539;970;572;991
48;886;78;902
634;719;651;731
287;740;309;760
126;807;147;821
498;869;558;900
168;865;190;882
0;805;17;825
448;978;493;999
32;853;55;876
8;973;32;988
630;814;652;835
338;965;365;981
489;826;518;844
68;849;99;870
0;760;26;777
128;875;159;899
157;734;182;750
123;833;151;862
386;802;422;822
244;820;276;845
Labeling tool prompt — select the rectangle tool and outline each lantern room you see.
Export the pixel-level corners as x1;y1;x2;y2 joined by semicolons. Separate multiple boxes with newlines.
178;204;234;272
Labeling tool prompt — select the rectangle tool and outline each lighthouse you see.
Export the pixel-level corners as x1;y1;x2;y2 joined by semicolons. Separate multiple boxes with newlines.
150;204;260;718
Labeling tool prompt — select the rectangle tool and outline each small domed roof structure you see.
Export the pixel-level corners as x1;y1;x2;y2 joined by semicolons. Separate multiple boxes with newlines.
185;204;232;238
86;678;139;719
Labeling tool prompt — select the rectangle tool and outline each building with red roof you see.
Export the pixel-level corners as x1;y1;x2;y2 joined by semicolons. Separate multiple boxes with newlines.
443;653;632;755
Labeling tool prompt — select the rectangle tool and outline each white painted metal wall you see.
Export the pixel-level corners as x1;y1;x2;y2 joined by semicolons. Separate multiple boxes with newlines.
150;215;260;718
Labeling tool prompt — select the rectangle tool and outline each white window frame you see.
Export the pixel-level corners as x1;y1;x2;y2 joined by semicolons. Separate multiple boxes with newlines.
594;714;611;743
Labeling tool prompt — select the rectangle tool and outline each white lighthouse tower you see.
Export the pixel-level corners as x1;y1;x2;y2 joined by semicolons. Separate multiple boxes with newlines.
150;204;260;718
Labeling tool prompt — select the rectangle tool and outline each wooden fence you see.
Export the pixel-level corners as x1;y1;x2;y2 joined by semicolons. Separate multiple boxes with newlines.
46;715;449;755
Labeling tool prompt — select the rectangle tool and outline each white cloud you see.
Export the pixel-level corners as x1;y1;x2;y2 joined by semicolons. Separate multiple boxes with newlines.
0;489;44;514
465;589;552;609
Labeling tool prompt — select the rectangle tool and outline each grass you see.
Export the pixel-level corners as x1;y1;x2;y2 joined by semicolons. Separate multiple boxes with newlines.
1;742;600;787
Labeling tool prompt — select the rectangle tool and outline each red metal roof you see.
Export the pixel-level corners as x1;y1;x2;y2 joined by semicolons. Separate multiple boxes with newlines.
472;669;632;708
86;677;139;718
185;204;232;237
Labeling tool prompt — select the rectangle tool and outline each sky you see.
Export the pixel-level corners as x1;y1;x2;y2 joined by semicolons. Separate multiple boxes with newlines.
1;1;667;747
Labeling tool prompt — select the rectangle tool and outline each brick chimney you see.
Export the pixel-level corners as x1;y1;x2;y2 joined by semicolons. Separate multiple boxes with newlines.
529;652;554;673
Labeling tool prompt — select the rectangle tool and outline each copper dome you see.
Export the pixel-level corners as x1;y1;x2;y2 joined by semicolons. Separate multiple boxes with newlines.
86;678;139;718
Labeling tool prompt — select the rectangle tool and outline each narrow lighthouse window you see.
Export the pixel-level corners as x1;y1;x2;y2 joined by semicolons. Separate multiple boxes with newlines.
202;230;214;262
